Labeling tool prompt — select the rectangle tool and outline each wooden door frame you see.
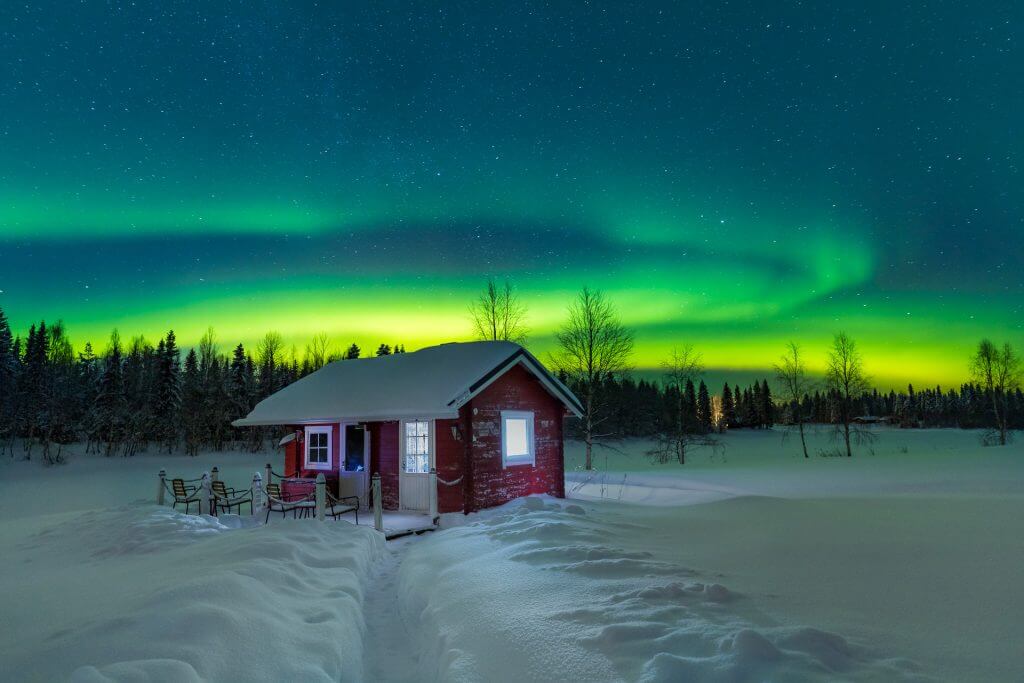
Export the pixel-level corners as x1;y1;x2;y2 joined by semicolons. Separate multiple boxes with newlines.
398;418;435;511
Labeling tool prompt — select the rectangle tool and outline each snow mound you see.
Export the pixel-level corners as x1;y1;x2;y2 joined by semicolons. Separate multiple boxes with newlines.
398;497;929;683
1;505;383;681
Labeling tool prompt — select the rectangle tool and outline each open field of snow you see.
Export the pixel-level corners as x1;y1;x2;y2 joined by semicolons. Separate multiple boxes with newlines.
0;428;1021;682
400;427;1021;682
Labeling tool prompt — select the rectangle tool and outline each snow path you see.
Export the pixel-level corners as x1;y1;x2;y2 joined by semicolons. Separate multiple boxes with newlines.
362;536;422;682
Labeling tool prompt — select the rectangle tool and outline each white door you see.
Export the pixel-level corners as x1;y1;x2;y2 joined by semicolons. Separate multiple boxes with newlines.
399;419;434;511
338;423;370;506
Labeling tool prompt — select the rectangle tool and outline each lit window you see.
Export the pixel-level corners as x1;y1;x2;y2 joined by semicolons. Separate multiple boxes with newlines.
501;411;535;467
305;426;332;469
404;420;430;473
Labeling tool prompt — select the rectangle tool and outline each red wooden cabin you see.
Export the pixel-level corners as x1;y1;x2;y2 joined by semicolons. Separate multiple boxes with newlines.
233;342;582;515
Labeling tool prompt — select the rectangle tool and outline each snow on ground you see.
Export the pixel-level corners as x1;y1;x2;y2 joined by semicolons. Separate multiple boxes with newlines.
0;429;1021;682
400;428;1023;682
565;426;1023;503
0;448;383;682
401;497;927;683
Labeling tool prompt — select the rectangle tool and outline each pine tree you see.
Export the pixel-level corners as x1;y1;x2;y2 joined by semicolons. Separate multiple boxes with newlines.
93;332;126;456
154;331;182;452
697;380;712;433
42;321;76;458
344;343;361;359
17;322;50;454
720;384;736;430
76;342;100;449
742;387;758;427
121;336;155;456
228;344;252;421
181;349;202;455
760;379;774;428
751;380;764;428
376;344;392;356
683;379;697;431
0;308;16;451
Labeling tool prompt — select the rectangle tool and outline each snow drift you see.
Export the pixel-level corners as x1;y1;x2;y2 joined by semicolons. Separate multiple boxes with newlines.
399;497;928;683
0;505;382;682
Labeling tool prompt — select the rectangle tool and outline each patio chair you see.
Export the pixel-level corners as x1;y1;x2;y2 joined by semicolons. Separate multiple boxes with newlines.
264;482;314;522
171;478;198;514
326;490;360;524
212;480;253;516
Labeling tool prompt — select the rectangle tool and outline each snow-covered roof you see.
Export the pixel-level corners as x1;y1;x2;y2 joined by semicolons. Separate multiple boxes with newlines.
233;341;582;426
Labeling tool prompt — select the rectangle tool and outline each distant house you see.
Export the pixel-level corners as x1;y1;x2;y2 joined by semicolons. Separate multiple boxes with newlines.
233;341;582;515
852;415;895;425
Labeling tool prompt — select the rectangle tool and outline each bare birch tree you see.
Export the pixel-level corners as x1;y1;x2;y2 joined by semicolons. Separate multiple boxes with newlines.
775;341;812;458
554;287;633;470
469;278;528;344
648;346;716;465
825;332;870;457
970;339;1021;446
304;332;333;371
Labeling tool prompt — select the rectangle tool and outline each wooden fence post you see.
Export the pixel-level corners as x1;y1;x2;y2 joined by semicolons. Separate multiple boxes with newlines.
211;466;219;483
372;472;383;532
428;467;438;523
265;463;273;488
157;469;166;506
252;472;264;516
315;473;326;522
199;472;213;516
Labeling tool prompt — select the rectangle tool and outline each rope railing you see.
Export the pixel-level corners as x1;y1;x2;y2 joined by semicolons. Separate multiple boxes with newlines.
211;488;256;507
437;475;464;486
325;490;360;509
264;490;316;506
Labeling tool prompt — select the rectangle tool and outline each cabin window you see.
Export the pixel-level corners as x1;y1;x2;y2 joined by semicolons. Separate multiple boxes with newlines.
403;419;431;474
304;426;332;470
501;411;535;467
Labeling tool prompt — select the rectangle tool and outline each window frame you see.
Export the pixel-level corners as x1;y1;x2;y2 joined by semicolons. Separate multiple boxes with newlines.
400;419;434;475
501;410;536;468
304;425;333;471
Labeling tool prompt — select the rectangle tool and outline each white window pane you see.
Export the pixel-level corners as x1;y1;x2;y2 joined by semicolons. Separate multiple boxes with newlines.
505;418;529;457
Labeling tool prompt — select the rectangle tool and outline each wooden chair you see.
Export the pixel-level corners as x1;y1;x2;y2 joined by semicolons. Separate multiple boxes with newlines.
212;480;252;516
171;478;198;514
264;482;313;522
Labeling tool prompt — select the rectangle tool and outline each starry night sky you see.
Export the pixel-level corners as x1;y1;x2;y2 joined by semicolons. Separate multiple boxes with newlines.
1;2;1021;385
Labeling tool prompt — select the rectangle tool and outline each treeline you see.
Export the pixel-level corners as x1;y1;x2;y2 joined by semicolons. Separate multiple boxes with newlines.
0;307;406;461
562;375;1024;439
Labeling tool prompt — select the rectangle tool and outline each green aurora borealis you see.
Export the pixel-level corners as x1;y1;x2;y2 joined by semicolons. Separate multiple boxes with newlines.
1;2;1022;387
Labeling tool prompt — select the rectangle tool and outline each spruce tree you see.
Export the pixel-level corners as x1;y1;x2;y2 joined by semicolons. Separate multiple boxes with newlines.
721;384;736;430
697;380;712;433
683;379;697;431
228;343;252;421
181;349;202;455
344;343;361;359
0;308;16;449
376;344;392;356
751;380;764;428
154;331;182;452
760;379;774;428
93;332;126;456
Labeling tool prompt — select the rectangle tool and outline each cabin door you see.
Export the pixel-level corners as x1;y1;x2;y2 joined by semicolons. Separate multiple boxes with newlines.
338;423;369;507
398;419;434;511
